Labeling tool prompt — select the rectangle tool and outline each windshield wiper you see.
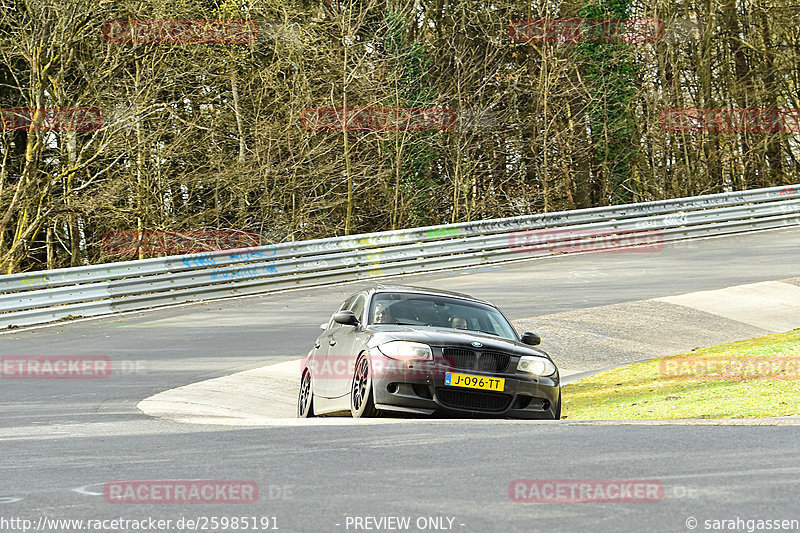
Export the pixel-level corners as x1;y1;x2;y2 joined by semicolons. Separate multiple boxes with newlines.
471;329;499;336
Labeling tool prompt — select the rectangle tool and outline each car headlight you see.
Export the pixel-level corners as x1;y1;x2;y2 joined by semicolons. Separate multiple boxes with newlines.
376;341;433;361
517;356;556;376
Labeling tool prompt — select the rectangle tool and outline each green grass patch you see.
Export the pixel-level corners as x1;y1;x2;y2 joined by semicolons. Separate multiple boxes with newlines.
562;329;800;419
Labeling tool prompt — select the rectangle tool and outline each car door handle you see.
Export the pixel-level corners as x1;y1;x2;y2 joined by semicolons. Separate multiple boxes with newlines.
329;340;336;346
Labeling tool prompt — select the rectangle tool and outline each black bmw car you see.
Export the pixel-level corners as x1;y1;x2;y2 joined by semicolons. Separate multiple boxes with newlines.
298;285;560;419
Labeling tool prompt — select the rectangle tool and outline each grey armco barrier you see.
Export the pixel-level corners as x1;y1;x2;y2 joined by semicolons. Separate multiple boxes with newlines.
1;184;799;328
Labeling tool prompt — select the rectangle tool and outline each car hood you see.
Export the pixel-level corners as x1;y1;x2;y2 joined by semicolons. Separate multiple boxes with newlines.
366;325;551;360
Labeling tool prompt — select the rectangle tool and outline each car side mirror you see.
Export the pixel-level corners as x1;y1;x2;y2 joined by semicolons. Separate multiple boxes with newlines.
521;332;541;346
333;310;359;326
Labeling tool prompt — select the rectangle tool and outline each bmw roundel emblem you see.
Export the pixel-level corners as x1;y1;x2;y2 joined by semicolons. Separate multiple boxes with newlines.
471;341;482;348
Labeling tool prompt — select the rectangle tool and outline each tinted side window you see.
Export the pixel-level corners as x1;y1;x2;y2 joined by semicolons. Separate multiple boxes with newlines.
341;295;356;311
349;295;366;322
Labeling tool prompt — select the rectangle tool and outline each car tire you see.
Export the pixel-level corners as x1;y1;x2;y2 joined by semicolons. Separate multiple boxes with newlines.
298;370;316;418
351;353;380;418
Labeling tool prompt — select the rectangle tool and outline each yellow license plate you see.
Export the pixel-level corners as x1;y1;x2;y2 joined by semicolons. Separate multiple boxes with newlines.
444;372;504;391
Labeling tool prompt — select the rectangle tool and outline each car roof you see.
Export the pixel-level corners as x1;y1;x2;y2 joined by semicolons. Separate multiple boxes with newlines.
368;284;492;305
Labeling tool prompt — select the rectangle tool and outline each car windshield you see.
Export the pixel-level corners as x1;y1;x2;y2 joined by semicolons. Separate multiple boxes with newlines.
369;292;518;341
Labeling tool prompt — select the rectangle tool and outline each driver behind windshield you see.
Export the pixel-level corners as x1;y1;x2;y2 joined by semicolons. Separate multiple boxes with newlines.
450;315;468;330
374;303;390;324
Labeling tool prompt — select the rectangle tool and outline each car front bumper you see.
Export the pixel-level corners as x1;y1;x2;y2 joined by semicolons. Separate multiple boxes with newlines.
371;360;560;419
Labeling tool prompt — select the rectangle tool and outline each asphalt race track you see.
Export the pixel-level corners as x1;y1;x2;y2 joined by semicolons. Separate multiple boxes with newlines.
2;228;800;533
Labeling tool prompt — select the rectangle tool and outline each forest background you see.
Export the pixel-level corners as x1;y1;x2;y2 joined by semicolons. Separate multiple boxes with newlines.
1;0;797;273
